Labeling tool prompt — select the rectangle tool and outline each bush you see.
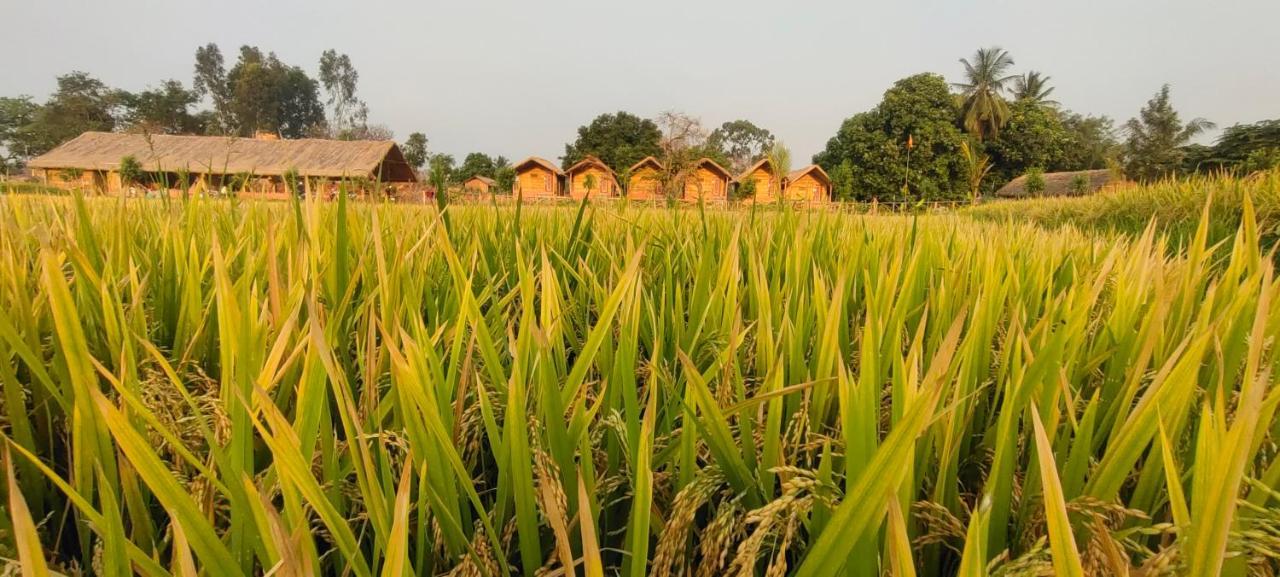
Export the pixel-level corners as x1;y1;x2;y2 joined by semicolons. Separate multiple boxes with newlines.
1024;168;1046;196
118;155;143;187
1068;174;1090;196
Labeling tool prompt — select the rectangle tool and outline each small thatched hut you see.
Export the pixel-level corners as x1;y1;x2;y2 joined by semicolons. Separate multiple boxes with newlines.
783;165;832;202
627;156;663;200
27;131;417;196
565;156;620;199
513;157;564;198
682;158;733;201
995;169;1123;198
462;175;497;194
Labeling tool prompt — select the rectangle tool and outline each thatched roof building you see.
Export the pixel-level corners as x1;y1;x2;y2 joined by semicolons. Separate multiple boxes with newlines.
28;131;417;193
995;169;1121;198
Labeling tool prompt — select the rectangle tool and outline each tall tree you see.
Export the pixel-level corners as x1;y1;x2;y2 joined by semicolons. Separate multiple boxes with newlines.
207;45;326;138
318;50;369;138
766;141;792;201
0;96;41;171
402;132;428;170
954;47;1018;140
27;72;120;155
1012;71;1057;105
118;79;207;134
1059;112;1119;170
814;73;967;201
707;119;775;174
455;152;497;181
562;111;661;173
494;156;514;194
985;99;1071;187
192;43;232;132
1122;84;1214;181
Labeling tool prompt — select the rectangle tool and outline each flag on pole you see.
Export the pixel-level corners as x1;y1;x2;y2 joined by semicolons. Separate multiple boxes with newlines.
907;134;914;150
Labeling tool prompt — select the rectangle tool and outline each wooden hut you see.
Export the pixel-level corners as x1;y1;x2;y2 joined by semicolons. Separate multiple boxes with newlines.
512;157;564;198
462;175;497;194
627;156;663;200
565;156;620;199
26;131;416;197
783;165;832;202
737;158;781;202
682;158;733;202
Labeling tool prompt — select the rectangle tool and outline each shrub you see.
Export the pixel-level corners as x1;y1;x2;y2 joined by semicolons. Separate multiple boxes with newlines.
1068;174;1090;196
118;155;143;186
1024;167;1046;196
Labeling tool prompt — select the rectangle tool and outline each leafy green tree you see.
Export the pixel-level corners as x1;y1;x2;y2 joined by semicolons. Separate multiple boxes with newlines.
318;50;368;138
985;99;1071;187
1059;112;1119;170
562;111;661;173
0;96;41;171
1122;84;1214;181
829;160;855;200
221;45;325;138
1242;147;1280;173
814;73;966;201
707;119;774;174
402;132;428;171
23;72;120;155
954;47;1017;140
193;43;233;132
118;79;206;134
494;157;515;194
1187;120;1280;173
429;154;455;187
1012;71;1057;105
455;152;497;181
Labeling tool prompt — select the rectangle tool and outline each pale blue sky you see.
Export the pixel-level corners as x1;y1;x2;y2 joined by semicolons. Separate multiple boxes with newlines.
8;0;1279;162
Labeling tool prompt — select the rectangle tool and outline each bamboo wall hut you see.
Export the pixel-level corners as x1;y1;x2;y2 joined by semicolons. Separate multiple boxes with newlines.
565;156;620;199
627;156;663;200
512;157;564;198
26;131;417;197
682;158;732;201
783;165;832;202
738;158;780;202
462;175;496;194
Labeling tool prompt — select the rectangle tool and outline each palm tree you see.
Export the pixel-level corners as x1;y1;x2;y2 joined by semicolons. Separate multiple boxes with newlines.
960;139;993;205
1012;71;1057;105
954;47;1019;140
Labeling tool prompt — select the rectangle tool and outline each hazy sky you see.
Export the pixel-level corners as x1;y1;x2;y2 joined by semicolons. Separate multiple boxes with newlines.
8;0;1279;163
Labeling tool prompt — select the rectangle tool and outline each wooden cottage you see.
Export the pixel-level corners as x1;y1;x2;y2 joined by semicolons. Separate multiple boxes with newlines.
512;157;564;198
682;158;733;202
783;165;832;202
565;156;620;199
627;156;663;200
737;158;781;202
462;175;497;194
26;131;417;196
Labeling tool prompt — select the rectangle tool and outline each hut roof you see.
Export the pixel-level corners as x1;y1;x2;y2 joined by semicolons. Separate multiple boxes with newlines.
465;175;497;186
27;131;417;182
786;165;832;186
737;158;776;181
564;155;617;177
995;169;1117;198
628;156;663;172
694;158;733;179
513;156;564;175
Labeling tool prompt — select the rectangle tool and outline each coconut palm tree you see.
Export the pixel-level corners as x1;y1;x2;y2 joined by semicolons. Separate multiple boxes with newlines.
1013;71;1058;105
766;142;791;203
954;47;1019;140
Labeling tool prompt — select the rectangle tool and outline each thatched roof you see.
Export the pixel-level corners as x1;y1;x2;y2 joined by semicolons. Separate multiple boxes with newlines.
694;158;733;179
628;156;663;172
737;158;776;181
786;165;831;186
564;155;616;177
28;131;417;182
464;175;497;186
513;156;563;175
995;169;1117;198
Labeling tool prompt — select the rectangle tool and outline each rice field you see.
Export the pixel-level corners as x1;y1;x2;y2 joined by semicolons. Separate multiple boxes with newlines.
0;188;1277;577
